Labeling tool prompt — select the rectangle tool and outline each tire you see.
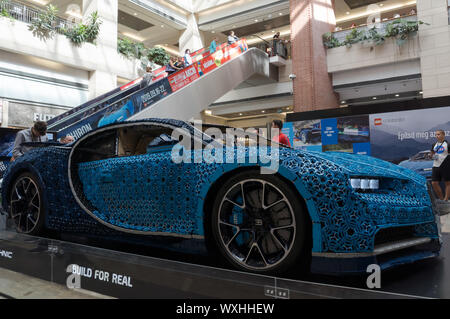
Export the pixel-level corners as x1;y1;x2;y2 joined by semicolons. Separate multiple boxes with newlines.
9;172;45;235
210;170;309;275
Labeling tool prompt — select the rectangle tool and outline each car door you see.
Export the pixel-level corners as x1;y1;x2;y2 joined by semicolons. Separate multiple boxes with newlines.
75;123;200;237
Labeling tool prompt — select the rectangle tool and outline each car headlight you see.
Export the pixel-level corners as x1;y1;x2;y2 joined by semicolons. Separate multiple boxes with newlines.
350;177;380;191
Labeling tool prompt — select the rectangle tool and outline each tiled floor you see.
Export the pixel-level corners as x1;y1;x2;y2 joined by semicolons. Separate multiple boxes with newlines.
0;268;113;299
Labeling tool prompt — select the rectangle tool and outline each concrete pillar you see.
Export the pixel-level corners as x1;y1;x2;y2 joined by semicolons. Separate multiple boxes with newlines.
289;0;339;112
179;13;205;54
83;0;118;99
417;0;450;98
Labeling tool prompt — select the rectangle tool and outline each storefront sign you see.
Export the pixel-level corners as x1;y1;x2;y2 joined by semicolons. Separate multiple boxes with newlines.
8;101;67;128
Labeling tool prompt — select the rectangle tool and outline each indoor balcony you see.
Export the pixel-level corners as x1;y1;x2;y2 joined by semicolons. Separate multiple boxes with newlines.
325;14;423;105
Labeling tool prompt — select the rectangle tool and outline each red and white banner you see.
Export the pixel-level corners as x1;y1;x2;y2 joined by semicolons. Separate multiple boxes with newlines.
168;65;200;92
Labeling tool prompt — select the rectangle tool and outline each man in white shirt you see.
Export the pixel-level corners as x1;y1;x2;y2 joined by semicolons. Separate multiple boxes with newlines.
431;130;450;201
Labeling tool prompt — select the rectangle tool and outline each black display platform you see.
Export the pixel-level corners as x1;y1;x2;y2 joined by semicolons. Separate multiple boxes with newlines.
0;229;432;299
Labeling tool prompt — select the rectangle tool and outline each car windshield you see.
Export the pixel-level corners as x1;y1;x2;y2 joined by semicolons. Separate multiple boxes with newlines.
411;152;430;160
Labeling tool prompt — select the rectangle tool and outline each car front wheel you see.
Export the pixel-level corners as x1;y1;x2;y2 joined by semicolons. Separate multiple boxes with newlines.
211;171;309;275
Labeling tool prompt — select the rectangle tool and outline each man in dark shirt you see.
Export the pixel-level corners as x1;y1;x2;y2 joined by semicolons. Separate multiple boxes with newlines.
271;120;291;147
11;121;48;161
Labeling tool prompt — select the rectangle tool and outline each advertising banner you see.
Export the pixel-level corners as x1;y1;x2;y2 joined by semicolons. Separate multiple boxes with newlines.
168;65;200;92
133;78;172;114
369;107;450;178
289;105;450;178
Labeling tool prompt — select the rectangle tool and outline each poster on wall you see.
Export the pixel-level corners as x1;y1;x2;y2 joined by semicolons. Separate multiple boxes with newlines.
292;120;322;152
369;106;450;178
291;115;370;154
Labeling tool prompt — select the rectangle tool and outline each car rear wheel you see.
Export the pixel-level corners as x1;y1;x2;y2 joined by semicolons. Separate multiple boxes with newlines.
211;171;309;275
9;172;45;235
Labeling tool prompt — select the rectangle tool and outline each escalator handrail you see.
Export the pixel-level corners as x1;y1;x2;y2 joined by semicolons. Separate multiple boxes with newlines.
52;39;249;133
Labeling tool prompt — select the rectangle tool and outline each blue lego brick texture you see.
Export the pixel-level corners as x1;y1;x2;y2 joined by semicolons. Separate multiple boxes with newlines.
1;119;439;255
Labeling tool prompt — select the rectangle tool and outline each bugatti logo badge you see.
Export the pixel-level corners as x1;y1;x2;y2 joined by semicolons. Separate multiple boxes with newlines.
374;118;382;126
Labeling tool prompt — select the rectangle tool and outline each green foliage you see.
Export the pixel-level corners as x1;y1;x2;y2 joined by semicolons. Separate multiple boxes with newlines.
322;32;341;49
118;38;170;67
118;38;147;59
384;19;428;46
366;26;385;46
322;19;428;49
0;0;11;18
28;4;58;38
63;11;102;45
344;28;366;48
147;46;170;66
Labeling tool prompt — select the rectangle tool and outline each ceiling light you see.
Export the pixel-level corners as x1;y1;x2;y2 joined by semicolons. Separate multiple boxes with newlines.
341;101;346;103
279;13;283;16
379;3;384;6
30;0;47;5
211;31;215;33
161;25;164;28
133;12;138;16
395;94;400;97
205;110;212;115
255;19;258;22
372;97;377;100
419;91;423;94
239;113;243;116
261;110;265;113
346;11;350;15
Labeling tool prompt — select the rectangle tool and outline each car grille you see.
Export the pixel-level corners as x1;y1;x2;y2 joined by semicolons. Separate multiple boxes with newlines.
374;226;416;246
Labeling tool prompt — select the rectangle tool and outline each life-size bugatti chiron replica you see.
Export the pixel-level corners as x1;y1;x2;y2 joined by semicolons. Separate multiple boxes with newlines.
1;119;442;275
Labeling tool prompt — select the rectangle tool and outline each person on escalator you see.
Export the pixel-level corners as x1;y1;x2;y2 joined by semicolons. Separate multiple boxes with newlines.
184;49;193;67
142;65;154;87
166;57;181;75
175;57;185;69
227;31;239;44
209;37;218;53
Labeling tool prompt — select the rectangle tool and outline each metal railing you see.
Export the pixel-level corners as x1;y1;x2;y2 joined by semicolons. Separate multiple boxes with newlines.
0;0;74;31
250;34;289;59
332;14;418;43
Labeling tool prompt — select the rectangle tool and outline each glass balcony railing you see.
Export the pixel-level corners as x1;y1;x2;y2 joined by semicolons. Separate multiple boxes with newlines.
0;0;74;32
332;14;418;43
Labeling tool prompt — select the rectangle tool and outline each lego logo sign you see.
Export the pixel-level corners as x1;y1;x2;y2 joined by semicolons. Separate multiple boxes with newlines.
374;118;382;126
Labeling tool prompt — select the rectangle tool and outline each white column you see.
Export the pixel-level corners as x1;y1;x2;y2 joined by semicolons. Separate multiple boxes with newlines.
179;13;205;54
83;0;118;99
417;0;450;98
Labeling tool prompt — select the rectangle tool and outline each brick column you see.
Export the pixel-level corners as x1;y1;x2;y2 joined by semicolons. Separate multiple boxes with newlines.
290;0;339;112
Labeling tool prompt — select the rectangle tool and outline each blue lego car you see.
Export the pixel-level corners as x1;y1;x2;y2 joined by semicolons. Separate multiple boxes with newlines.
1;119;442;275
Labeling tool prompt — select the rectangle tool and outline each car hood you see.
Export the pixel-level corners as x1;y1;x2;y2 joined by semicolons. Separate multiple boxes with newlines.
307;151;426;185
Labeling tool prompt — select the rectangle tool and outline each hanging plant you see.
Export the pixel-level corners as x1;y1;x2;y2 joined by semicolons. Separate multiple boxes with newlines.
323;19;429;49
366;26;385;46
343;28;366;48
322;32;342;49
385;19;428;46
62;11;102;45
28;4;58;38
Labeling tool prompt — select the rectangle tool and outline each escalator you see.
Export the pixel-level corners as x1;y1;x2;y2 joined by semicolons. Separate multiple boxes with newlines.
47;39;270;140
